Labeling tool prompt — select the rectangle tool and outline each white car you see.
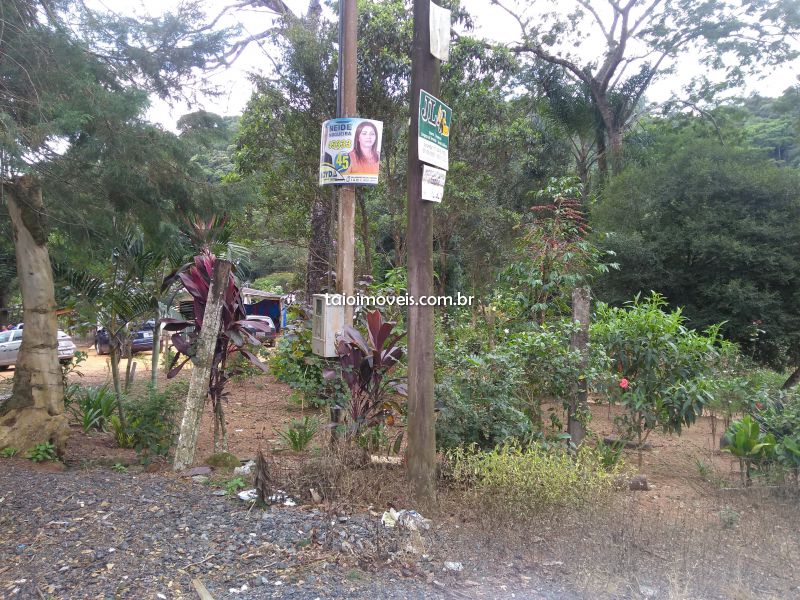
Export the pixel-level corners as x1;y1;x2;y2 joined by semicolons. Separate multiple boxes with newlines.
0;329;77;369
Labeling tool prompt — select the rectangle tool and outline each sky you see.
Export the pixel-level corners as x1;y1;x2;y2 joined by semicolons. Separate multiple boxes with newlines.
101;0;800;130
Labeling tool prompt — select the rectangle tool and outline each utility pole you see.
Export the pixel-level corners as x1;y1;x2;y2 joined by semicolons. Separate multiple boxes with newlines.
336;0;357;323
406;0;439;505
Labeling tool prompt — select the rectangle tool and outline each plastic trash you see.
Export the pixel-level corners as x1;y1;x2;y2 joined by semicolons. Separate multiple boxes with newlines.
234;460;255;476
381;508;431;531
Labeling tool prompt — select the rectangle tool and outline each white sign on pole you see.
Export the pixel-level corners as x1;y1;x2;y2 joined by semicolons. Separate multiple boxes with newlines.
429;2;451;62
421;165;446;203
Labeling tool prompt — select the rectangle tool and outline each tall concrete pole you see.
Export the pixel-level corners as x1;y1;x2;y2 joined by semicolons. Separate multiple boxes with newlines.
336;0;357;323
406;0;439;505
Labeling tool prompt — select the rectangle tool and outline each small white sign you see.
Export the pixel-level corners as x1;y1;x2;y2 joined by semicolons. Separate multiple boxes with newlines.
429;2;451;62
421;165;446;203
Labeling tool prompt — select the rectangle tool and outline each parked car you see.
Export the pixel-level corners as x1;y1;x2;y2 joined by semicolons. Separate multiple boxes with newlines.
242;315;277;346
0;329;77;369
95;320;156;355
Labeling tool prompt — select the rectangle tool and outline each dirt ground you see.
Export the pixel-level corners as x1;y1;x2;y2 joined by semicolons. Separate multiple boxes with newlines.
2;348;799;598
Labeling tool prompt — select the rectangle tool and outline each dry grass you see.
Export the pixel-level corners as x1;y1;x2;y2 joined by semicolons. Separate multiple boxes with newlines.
272;446;800;599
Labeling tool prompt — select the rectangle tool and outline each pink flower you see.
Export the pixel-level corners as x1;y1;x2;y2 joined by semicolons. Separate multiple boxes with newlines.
619;378;629;390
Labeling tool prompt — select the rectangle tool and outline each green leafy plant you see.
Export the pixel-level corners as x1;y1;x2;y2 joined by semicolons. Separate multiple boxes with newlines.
72;385;118;432
109;415;135;449
121;383;185;460
324;310;406;441
1;447;19;458
277;416;319;452
26;442;57;462
592;293;726;463
112;463;128;473
222;476;248;495
61;350;87;410
270;318;347;409
722;415;776;485
435;345;532;450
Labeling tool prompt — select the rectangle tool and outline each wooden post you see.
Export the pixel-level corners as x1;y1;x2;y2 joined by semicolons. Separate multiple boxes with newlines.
406;0;439;505
173;259;231;471
336;0;357;324
568;287;590;446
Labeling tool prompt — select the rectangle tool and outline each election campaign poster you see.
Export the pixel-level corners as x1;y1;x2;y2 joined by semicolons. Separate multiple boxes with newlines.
319;118;384;186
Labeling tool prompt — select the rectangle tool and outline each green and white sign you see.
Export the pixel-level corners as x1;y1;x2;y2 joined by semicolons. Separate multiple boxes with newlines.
418;90;451;171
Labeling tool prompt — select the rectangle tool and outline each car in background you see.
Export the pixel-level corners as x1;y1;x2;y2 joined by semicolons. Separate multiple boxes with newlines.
242;315;277;346
95;320;156;355
0;329;76;369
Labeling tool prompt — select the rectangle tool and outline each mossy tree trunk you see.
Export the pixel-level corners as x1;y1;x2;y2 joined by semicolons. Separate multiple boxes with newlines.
0;176;68;455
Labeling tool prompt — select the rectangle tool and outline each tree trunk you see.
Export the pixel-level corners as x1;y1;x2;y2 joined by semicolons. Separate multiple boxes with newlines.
306;194;334;298
150;320;160;388
357;191;372;277
0;176;69;455
782;365;800;390
173;259;231;471
568;287;590;446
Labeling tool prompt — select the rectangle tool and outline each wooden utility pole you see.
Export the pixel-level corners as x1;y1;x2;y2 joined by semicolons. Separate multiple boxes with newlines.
406;0;439;504
336;0;357;323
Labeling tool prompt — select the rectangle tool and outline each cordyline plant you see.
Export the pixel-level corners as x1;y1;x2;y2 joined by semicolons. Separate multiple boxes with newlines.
324;310;407;450
161;248;270;452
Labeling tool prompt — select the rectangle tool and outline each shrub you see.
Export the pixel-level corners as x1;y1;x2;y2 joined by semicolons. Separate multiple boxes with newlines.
114;383;185;461
722;415;776;485
1;447;19;458
435;345;532;450
753;391;800;477
592;293;726;452
270;319;347;408
206;452;241;470
446;443;619;518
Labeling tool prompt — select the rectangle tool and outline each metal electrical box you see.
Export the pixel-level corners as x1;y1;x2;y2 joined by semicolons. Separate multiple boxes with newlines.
311;294;345;358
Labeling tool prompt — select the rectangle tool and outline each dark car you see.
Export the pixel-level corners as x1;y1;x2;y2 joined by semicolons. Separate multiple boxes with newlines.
95;320;156;355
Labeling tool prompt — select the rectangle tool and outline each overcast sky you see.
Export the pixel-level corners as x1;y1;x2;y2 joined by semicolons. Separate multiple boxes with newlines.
108;0;799;130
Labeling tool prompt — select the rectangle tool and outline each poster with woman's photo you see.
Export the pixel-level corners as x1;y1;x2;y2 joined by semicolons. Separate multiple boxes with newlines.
319;118;383;186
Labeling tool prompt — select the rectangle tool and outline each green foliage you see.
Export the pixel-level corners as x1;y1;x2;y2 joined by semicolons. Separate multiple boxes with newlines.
446;443;619;518
26;442;57;463
112;463;128;473
251;272;294;294
270;320;346;408
114;383;185;461
277;416;319;452
722;415;777;485
222;476;248;496
592;293;726;447
499;178;614;323
1;447;19;458
71;385;118;433
435;345;532;450
753;392;800;473
61;350;87;410
595;131;800;369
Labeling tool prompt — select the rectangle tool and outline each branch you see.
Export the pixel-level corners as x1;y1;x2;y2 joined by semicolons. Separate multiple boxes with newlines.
575;0;611;42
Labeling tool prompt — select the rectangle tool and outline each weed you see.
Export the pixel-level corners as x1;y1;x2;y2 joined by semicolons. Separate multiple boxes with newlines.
26;442;56;462
222;476;248;495
112;463;128;473
276;416;319;452
1;447;19;458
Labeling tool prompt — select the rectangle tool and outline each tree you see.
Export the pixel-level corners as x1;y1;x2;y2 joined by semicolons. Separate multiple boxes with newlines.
0;0;240;453
494;0;799;174
235;1;338;299
593;119;800;372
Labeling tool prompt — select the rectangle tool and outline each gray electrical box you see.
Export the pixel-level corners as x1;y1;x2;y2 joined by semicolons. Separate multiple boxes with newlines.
311;294;345;358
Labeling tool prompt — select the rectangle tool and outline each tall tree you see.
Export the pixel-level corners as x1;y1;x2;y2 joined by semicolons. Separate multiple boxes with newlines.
494;0;799;174
0;0;238;452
